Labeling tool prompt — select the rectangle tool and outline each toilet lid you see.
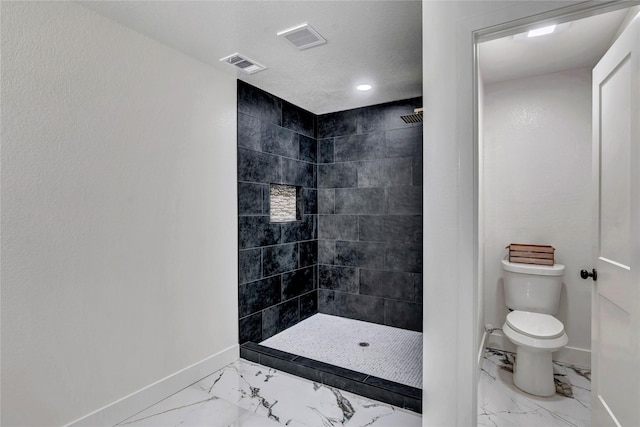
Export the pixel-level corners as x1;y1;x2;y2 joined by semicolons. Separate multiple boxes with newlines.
506;311;565;339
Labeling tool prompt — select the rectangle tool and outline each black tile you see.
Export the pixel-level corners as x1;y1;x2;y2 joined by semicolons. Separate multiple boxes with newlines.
300;290;318;320
263;243;298;276
237;113;263;151
282;158;315;188
299;135;317;163
299;240;318;267
262;184;271;215
238;216;280;249
317;109;359;138
404;397;422;413
318;215;358;240
262;299;299;340
359;269;414;301
238;149;281;184
334;132;385;162
363;376;422;400
238;81;281;126
238;276;281;318
282;267;315;300
333;292;385;324
385;242;422;273
260;354;323;383
335;188;384;214
318;138;334;163
262;125;299;159
384;300;423;331
317;289;336;315
295;357;368;382
318;240;335;264
239;312;262;343
303;189;317;215
238;182;263;215
321;372;404;408
359;215;422;244
335;241;385;269
386;215;422;244
239;248;262;284
318;265;357;292
413;156;423;186
414;273;423;303
360;98;423;133
357;158;412;188
282;215;316;244
384;126;422;158
385;186;423;214
317;163;357;189
283;101;315;138
244;342;298;361
359;132;387;160
333;134;360;162
239;346;261;363
357;216;385;242
317;189;335;214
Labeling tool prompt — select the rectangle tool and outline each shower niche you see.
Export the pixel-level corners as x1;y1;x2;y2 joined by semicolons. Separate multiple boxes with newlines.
237;80;423;412
269;184;302;223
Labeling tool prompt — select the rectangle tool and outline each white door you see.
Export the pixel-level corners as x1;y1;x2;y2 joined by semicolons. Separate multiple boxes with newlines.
591;13;640;427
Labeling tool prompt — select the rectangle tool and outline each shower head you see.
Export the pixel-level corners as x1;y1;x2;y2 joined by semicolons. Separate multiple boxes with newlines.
400;108;423;124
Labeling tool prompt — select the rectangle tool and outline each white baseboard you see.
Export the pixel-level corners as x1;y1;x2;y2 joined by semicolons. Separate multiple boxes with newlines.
65;344;239;427
478;330;488;376
486;331;590;368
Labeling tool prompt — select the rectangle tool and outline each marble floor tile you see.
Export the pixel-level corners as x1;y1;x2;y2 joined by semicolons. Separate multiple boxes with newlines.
478;348;591;427
117;359;421;427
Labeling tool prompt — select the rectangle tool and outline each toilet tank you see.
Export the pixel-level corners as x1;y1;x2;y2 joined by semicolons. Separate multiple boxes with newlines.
501;259;565;315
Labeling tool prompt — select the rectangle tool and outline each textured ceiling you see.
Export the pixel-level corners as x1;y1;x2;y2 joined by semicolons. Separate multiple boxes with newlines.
479;8;629;85
81;1;423;115
80;2;634;114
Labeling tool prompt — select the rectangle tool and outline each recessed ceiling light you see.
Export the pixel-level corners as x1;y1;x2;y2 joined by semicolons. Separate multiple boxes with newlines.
528;24;556;38
357;84;372;91
513;22;570;40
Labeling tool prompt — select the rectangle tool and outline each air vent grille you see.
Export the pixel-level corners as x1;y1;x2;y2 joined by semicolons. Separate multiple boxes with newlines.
220;53;266;74
277;23;326;50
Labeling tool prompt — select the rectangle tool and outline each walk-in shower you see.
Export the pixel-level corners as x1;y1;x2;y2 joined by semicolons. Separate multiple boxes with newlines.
237;81;423;412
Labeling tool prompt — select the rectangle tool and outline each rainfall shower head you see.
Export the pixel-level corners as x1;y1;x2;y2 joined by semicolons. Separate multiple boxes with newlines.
400;108;423;124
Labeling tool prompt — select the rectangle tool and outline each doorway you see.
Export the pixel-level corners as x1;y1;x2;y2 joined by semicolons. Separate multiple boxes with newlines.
475;4;638;426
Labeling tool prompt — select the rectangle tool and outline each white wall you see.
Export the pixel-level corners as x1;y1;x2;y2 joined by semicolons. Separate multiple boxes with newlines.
1;2;238;425
482;69;593;365
477;69;487;371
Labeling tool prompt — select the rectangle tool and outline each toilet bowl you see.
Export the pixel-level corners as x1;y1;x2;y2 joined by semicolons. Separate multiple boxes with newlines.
503;310;568;396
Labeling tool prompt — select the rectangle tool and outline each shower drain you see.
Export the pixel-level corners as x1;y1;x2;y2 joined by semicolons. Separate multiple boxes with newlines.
358;342;370;347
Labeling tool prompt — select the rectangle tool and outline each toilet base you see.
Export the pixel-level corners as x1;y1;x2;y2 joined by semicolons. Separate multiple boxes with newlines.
513;346;555;397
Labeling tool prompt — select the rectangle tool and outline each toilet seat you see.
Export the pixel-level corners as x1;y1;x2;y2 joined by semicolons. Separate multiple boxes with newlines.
506;310;564;339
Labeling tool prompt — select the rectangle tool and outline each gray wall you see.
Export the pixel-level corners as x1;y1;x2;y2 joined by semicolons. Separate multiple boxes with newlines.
238;81;423;344
317;100;423;331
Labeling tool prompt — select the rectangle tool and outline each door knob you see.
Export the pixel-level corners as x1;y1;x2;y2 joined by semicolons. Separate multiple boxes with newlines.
580;269;597;281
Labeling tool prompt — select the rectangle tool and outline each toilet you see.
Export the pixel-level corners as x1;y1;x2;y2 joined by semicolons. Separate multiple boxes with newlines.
501;259;568;397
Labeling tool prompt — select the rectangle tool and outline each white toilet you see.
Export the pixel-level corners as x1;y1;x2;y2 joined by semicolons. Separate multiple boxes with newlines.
501;259;568;397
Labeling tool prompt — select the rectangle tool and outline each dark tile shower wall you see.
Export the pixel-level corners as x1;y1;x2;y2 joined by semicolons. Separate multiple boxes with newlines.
237;81;318;344
316;99;424;332
237;80;423;344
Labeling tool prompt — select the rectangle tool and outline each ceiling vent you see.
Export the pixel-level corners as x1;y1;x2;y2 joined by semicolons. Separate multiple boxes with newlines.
277;23;326;50
219;53;266;74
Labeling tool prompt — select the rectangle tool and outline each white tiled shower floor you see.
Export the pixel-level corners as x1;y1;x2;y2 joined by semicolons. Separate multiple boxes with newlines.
260;314;423;389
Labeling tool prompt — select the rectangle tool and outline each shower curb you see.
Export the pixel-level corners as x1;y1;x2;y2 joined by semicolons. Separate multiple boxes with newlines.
240;341;422;414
